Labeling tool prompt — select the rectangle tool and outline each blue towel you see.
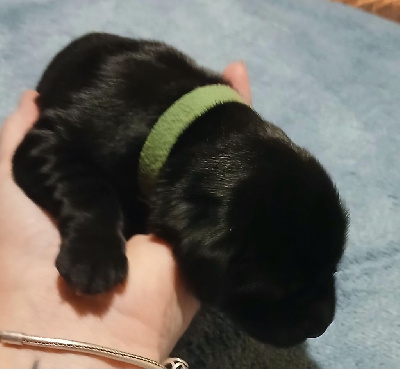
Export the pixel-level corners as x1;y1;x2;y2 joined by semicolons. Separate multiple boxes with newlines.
0;0;399;367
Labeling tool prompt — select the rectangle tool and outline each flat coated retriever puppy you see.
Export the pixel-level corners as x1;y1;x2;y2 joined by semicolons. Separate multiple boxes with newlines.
13;33;348;347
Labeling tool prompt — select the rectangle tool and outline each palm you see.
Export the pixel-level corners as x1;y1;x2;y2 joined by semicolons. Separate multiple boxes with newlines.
0;156;60;291
0;166;196;360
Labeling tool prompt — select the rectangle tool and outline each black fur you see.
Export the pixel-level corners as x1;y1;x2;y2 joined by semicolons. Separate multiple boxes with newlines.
12;33;348;347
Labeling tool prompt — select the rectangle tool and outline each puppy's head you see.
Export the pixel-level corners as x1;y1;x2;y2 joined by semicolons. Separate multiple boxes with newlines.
150;107;348;346
221;139;347;346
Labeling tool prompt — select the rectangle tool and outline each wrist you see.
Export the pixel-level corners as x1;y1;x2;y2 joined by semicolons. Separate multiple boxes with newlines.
1;301;165;367
0;344;142;369
0;298;162;369
0;268;163;369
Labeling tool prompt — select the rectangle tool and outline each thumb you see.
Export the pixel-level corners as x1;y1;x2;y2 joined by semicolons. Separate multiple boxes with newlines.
0;90;39;173
223;61;252;106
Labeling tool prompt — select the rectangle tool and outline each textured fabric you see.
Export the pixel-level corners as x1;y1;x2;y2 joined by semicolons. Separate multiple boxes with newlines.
0;0;399;368
138;85;244;196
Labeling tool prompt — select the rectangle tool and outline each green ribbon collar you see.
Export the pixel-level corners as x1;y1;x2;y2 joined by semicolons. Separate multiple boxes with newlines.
138;84;246;196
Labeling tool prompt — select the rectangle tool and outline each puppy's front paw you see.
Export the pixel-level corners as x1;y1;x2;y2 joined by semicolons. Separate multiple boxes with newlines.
55;236;128;294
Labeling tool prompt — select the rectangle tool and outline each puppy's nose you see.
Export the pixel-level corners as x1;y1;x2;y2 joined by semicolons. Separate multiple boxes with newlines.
306;307;334;338
306;321;329;338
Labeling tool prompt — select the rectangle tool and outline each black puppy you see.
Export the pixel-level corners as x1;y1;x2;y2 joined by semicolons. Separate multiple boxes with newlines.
13;33;348;347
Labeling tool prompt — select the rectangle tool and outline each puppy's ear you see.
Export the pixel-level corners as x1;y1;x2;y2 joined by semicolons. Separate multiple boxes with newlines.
148;181;237;304
175;223;236;305
149;198;235;304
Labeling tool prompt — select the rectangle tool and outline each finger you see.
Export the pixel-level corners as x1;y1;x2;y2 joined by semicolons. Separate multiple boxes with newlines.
223;61;252;106
125;234;200;332
16;90;40;121
0;90;39;172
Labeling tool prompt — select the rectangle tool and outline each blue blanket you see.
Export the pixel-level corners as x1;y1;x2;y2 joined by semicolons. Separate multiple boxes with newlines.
0;0;399;367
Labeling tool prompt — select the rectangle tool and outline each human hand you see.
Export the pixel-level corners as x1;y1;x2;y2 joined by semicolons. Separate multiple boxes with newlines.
0;90;200;368
0;61;251;369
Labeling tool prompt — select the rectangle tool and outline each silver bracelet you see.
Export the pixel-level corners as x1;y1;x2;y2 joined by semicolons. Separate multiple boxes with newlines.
0;330;188;369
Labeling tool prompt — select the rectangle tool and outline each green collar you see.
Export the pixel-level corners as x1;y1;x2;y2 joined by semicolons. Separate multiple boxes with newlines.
138;84;246;196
